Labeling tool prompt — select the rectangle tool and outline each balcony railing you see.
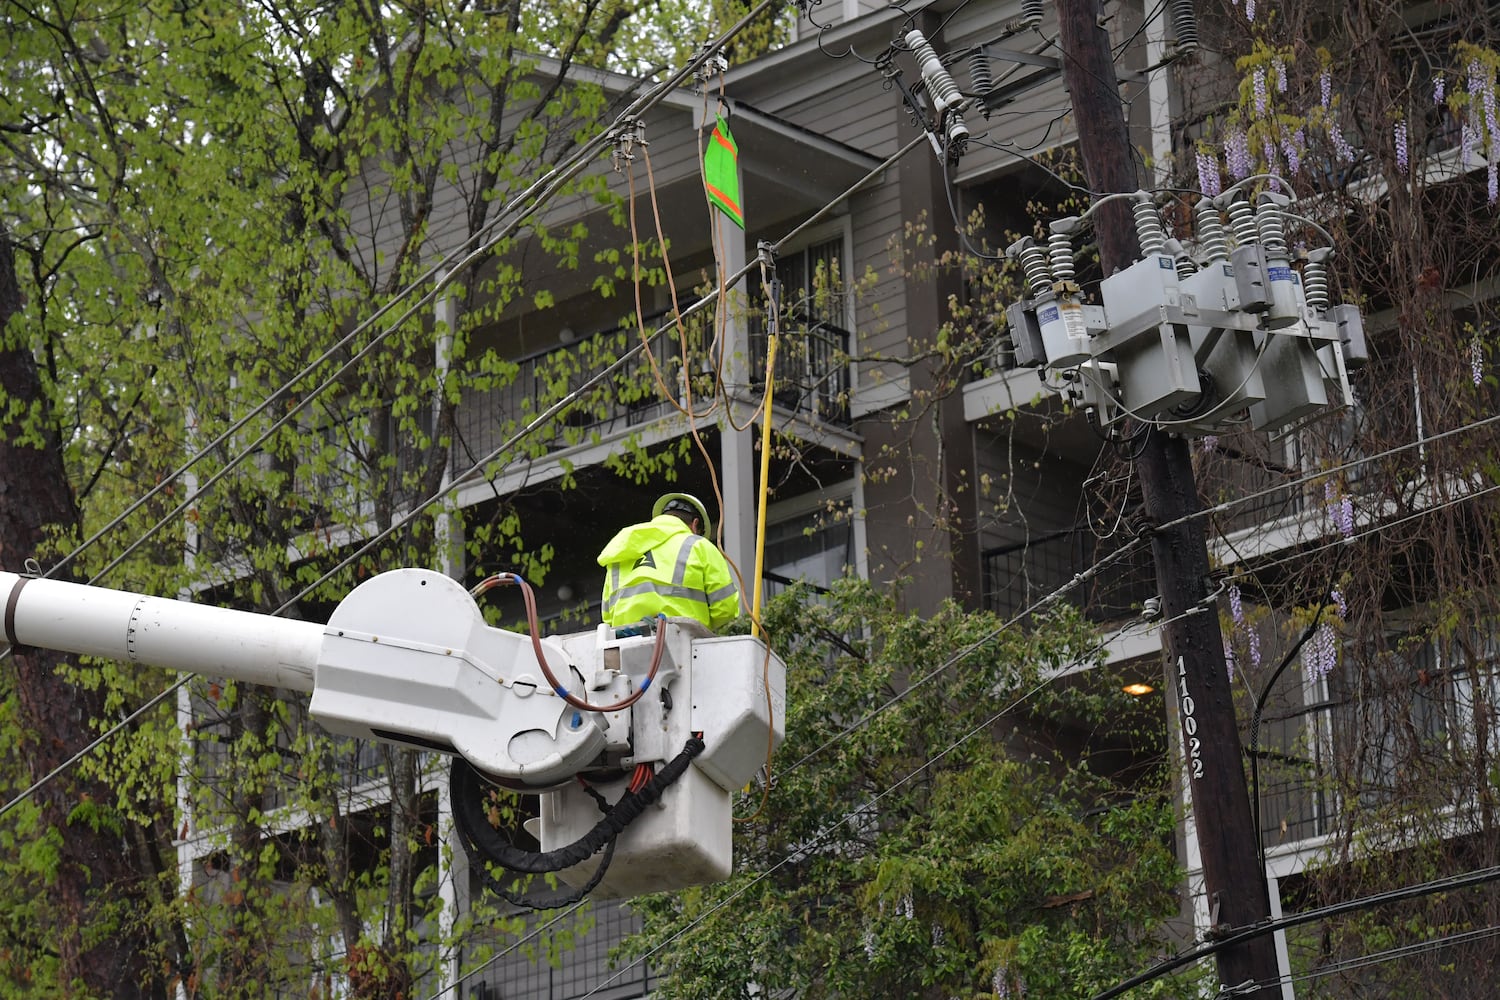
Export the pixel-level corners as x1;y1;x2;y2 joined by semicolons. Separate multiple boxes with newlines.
463;898;653;1000
453;312;853;476
748;319;852;426
982;528;1157;624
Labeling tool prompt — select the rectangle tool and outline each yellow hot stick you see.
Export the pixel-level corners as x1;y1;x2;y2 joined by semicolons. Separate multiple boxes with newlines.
750;334;776;639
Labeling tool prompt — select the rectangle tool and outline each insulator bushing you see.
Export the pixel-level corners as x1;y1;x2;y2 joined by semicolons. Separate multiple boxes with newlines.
1132;194;1168;255
1014;237;1054;298
945;110;970;159
905;30;965;113
1226;195;1258;246
1019;0;1044;28
1303;257;1330;312
1195;199;1231;261
1255;195;1289;258
1048;229;1077;285
968;48;994;96
1169;0;1199;54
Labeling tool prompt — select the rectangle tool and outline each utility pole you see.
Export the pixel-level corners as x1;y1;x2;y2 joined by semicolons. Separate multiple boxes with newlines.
1053;2;1282;996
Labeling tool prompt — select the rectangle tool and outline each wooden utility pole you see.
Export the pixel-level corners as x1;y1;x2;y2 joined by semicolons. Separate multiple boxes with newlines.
1053;2;1282;996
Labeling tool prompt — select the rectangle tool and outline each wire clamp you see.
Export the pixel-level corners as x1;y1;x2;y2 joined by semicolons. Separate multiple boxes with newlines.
611;117;648;172
695;46;728;91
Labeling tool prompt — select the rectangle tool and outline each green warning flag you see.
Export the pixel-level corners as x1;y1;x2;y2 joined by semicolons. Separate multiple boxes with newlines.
704;114;744;229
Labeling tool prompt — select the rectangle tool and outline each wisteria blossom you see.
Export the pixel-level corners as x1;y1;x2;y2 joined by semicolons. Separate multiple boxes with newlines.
1394;120;1408;173
1254;66;1269;115
1245;0;1255;23
1323;482;1354;537
1307;623;1338;680
1224;638;1236;681
1274;57;1287;92
1473;333;1485;385
1200;433;1220;452
1281;135;1302;175
1320;67;1332;109
1229;583;1244;626
1197;149;1222;197
1434;74;1446;104
1329;119;1356;162
1226;128;1253;179
1332;587;1347;618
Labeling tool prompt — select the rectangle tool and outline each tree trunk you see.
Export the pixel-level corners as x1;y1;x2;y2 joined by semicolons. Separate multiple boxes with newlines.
0;230;167;995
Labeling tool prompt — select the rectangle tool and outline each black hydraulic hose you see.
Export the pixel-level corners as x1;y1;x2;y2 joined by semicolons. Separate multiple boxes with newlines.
450;737;706;875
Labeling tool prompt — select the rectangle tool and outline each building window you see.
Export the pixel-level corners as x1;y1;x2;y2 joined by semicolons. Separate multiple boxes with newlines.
761;500;855;599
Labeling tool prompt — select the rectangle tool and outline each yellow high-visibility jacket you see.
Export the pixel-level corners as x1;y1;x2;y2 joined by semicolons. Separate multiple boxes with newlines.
598;514;741;631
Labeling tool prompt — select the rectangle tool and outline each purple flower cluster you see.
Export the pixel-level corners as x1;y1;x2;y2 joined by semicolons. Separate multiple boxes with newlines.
1282;134;1302;175
1307;623;1338;681
1329;120;1356;162
1254;67;1269;116
1320;68;1332;109
1200;434;1220;452
1324;481;1355;537
1332;587;1347;618
1224;638;1236;681
1229;583;1244;626
1226;129;1253;179
1435;74;1446;104
1274;58;1287;93
1394;120;1408;174
1337;495;1355;537
1472;334;1485;386
1197;149;1222;197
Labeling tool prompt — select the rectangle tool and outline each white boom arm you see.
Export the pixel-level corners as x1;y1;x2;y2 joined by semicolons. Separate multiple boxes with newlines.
1;568;605;784
1;566;785;899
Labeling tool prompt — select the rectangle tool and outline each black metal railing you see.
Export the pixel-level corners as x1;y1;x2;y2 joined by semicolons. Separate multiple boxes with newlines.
748;319;853;426
981;528;1157;623
463;898;652;1000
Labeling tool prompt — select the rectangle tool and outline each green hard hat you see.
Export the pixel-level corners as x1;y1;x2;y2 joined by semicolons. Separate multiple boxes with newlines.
654;493;711;536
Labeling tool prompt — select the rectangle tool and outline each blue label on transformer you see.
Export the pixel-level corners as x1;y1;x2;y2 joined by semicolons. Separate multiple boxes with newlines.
1037;304;1059;324
1268;265;1293;281
1158;256;1174;269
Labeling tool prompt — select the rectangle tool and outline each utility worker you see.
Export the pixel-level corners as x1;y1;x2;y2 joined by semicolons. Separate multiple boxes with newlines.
598;493;741;632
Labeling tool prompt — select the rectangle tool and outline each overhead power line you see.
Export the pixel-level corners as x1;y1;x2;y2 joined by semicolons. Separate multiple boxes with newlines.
36;0;783;593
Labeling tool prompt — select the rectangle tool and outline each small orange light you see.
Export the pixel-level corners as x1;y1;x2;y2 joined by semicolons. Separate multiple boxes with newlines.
1122;682;1155;697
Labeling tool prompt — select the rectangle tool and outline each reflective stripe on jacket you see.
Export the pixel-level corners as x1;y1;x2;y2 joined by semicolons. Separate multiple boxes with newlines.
597;514;741;631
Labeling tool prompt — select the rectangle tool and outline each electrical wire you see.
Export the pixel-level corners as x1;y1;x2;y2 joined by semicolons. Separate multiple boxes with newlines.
574;583;1225;1000
1090;863;1500;1000
436;438;1500;998
27;0;785;596
0;94;932;823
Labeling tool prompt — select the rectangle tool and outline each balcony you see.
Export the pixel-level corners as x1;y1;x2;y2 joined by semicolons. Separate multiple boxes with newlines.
453;311;853;481
982;527;1157;624
463;898;653;1000
747;318;852;426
